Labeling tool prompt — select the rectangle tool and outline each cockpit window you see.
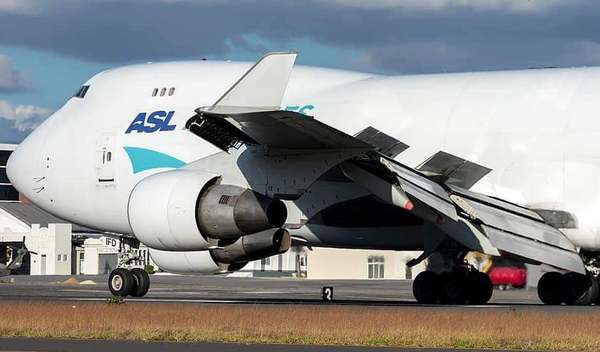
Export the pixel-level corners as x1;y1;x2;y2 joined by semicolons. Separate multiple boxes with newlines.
73;85;90;98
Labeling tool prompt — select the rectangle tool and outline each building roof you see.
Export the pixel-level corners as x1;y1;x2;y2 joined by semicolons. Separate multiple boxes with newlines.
0;202;100;233
0;144;17;151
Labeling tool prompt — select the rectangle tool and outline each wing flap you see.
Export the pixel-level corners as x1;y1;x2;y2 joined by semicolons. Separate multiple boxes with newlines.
378;153;583;273
447;184;544;222
451;194;576;251
483;226;585;274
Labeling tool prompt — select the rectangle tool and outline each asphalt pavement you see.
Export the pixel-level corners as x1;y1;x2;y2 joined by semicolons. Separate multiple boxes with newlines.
0;338;535;352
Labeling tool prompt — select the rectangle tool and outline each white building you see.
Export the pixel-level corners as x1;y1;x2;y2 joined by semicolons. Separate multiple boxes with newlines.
305;248;427;280
79;236;120;275
0;202;102;275
0;222;72;275
79;236;154;275
233;246;308;277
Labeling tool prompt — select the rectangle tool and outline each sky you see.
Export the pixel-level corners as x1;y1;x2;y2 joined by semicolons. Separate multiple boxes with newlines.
1;0;600;143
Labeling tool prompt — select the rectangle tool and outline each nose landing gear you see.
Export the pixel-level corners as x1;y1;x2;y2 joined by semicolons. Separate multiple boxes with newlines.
108;267;150;298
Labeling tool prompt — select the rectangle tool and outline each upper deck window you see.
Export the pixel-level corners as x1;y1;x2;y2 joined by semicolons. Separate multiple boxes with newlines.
152;88;158;97
168;87;175;96
73;85;90;98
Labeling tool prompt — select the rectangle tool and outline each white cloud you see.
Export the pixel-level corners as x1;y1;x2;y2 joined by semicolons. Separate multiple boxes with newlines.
319;0;572;13
0;55;30;92
0;100;50;131
351;42;470;73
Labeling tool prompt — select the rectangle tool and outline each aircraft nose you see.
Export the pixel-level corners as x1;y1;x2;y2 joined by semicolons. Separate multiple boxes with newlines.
6;127;48;201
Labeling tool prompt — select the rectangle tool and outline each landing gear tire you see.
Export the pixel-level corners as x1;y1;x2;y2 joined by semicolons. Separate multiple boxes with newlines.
563;272;598;305
466;271;493;305
108;268;135;297
413;271;441;304
441;272;467;304
537;272;564;305
130;268;151;298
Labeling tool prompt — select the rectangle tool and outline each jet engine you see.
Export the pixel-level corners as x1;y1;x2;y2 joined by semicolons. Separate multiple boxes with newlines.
128;169;287;251
197;184;287;239
148;228;291;273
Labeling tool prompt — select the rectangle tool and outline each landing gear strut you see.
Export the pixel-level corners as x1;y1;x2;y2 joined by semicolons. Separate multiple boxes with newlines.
108;267;150;298
413;268;493;305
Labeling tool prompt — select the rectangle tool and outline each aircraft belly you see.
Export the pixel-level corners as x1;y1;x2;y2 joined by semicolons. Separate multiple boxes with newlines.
290;224;430;250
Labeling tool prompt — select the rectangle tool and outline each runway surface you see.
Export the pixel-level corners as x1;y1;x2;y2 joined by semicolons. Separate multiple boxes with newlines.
0;338;520;352
0;273;599;312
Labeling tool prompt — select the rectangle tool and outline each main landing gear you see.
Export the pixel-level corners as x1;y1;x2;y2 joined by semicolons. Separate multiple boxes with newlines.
108;268;150;298
537;271;598;305
413;267;493;304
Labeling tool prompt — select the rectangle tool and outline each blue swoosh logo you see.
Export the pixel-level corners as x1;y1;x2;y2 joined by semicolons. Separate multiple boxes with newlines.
123;146;185;174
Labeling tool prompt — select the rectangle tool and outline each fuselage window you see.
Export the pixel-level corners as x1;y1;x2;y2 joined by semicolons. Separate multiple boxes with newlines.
160;88;166;96
168;87;175;96
152;88;158;97
73;85;90;99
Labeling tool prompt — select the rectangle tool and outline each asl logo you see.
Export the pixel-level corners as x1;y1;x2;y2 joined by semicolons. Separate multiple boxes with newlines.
285;104;314;115
125;111;177;134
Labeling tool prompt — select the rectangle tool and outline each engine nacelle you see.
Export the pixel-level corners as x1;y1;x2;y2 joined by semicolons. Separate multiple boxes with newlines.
128;169;288;251
211;228;291;264
148;228;291;274
128;169;218;250
148;248;225;273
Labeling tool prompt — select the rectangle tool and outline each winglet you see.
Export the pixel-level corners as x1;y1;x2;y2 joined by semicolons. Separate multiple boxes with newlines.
205;52;297;113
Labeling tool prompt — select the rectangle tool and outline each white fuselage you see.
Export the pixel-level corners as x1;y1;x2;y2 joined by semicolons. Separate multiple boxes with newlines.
8;61;600;250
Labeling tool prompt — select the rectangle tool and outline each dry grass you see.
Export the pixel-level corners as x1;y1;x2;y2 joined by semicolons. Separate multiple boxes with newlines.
0;301;598;350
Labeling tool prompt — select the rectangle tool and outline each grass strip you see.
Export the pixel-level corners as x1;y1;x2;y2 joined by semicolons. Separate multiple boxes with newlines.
0;301;597;351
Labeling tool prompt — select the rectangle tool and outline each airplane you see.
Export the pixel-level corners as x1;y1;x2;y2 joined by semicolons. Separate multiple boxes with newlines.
0;237;35;277
6;52;600;305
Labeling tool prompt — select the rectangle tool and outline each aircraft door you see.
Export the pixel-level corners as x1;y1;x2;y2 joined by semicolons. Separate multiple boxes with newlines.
96;134;116;184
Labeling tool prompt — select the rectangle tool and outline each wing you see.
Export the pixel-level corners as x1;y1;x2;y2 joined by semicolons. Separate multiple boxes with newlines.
187;109;372;152
185;51;585;274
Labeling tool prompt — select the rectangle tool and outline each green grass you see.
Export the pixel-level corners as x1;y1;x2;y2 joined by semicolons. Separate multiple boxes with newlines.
0;301;597;350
